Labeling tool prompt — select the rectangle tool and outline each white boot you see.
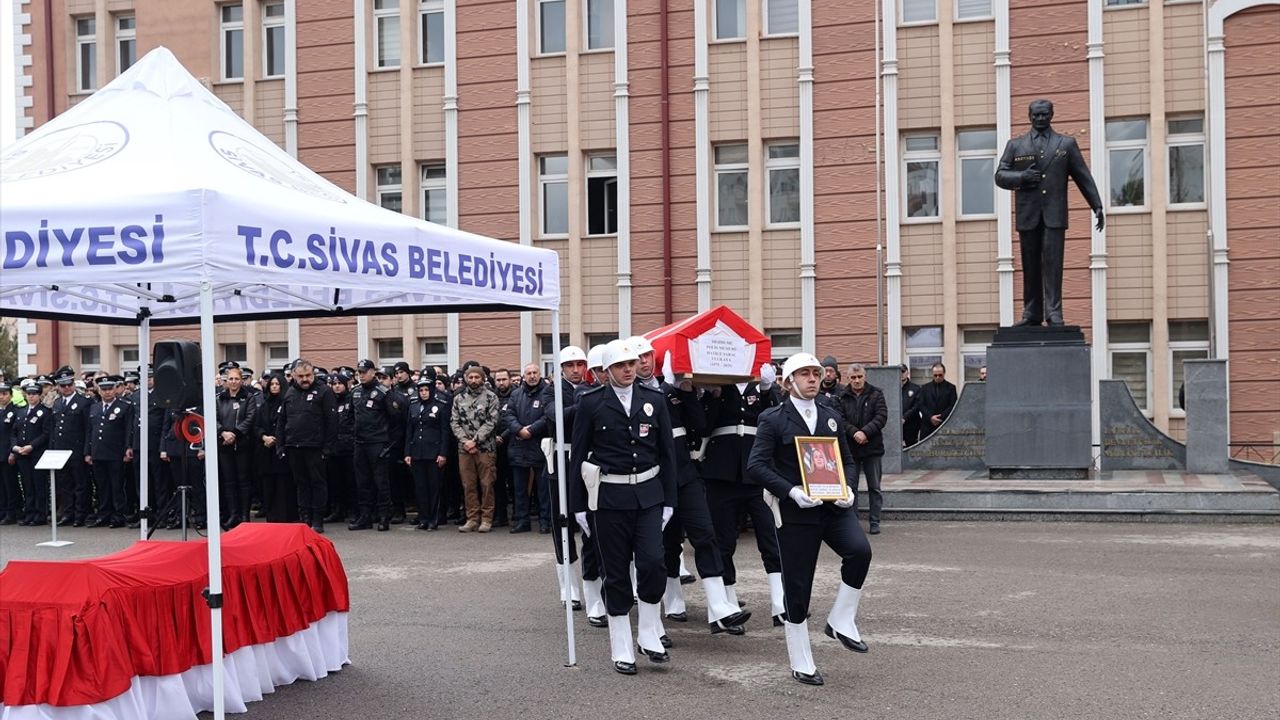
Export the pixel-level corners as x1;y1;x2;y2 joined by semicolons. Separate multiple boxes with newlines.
608;614;637;664
702;576;742;624
583;577;606;619
567;561;582;603
678;555;691;579
725;583;740;609
768;572;786;619
784;620;822;684
663;577;687;617
556;563;571;603
825;583;867;652
637;601;669;658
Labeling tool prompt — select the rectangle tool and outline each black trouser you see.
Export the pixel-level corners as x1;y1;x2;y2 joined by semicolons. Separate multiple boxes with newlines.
354;443;391;519
511;464;538;526
851;455;882;525
218;445;252;518
1019;223;1066;322
288;447;327;522
54;458;91;519
546;470;601;579
440;454;462;522
92;459;127;521
593;503;665;616
0;461;20;517
166;454;207;523
17;456;43;518
774;506;872;623
494;446;510;524
147;458;173;518
663;476;724;580
326;452;355;516
410;458;442;523
705;479;782;585
389;454;410;515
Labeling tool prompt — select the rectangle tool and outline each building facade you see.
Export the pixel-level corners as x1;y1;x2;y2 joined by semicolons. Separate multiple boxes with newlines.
9;0;1279;448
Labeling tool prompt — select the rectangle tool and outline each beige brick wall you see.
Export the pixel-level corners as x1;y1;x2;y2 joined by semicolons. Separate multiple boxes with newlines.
1164;2;1205;114
898;25;941;131
368;71;401;164
760;39;800;140
1103;6;1150;117
953;22;995;127
254;79;285;146
709;43;748;141
710;232;750;311
579;52;615;150
412;68;446;161
531;57;568;152
763;229;801;329
955;221;998;326
1107;213;1155;320
1166;211;1210;319
901;224;943;325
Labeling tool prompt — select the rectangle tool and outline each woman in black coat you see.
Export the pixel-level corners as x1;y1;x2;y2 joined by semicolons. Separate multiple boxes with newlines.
404;379;451;530
255;373;296;523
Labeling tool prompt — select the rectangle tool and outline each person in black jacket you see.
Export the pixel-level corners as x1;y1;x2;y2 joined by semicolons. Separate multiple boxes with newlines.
0;382;20;525
214;365;258;529
918;362;958;442
900;364;923;447
12;380;50;525
325;370;357;524
404;378;450;530
277;359;336;532
350;359;396;531
85;376;136;527
504;363;550;533
388;361;413;524
836;364;888;534
49;366;92;526
748;353;873;687
255;373;294;523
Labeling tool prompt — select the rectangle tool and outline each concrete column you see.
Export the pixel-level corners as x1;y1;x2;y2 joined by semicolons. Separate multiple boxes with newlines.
693;0;711;311
880;0;902;365
1087;0;1108;454
1184;359;1229;474
868;365;901;474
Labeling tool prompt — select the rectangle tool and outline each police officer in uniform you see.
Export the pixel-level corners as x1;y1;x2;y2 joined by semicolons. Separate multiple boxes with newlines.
404;377;450;530
540;346;592;614
568;339;678;675
350;358;395;531
49;366;92;526
388;361;414;524
747;353;873;686
13;380;50;525
0;382;22;524
85;375;136;528
277;359;336;533
325;369;357;524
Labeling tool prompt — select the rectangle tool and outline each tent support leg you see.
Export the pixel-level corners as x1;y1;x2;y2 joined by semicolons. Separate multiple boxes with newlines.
551;309;576;668
199;281;226;720
138;314;150;540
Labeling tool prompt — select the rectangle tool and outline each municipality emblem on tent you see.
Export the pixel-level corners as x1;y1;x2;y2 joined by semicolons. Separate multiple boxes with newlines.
209;130;347;203
1;121;129;182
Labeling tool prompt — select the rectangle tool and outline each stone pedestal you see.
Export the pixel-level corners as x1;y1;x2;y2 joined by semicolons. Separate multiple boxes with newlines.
1185;359;1229;474
985;326;1092;478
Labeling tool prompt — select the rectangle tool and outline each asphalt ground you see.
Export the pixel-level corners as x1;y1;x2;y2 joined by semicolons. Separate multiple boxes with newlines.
2;519;1278;720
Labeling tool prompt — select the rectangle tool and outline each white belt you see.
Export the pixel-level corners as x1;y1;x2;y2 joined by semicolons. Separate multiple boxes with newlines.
600;466;660;485
672;427;687;439
709;424;756;438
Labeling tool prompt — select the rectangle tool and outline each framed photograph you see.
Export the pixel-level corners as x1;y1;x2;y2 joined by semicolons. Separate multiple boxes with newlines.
794;436;849;502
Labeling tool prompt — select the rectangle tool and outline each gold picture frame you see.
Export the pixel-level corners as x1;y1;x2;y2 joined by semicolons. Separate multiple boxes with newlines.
794;436;849;502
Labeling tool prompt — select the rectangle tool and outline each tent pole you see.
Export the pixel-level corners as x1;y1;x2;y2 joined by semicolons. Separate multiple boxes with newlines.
138;311;150;540
199;281;226;720
551;309;575;667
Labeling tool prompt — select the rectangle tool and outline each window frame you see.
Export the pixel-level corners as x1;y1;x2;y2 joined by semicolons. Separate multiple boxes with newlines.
1104;0;1146;8
75;16;97;93
219;4;245;82
900;0;938;25
78;346;102;373
954;0;993;22
418;0;445;65
421;338;449;369
959;327;995;387
262;1;286;79
265;344;290;367
904;326;944;387
714;143;750;231
1166;115;1206;209
376;338;406;367
376;164;404;213
768;329;802;366
902;133;941;223
420;162;448;225
762;0;799;37
583;0;615;51
539;154;570;238
1108;322;1153;415
713;0;747;42
956;128;997;219
1105;117;1150;212
765;142;801;228
374;0;402;70
220;343;248;365
538;334;571;378
585;154;619;237
536;0;567;56
115;15;137;76
118;345;140;371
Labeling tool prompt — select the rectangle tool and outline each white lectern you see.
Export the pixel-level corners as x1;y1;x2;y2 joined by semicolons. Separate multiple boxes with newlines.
35;449;74;548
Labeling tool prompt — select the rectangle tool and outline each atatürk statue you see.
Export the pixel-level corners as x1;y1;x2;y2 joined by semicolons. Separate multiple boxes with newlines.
995;99;1104;327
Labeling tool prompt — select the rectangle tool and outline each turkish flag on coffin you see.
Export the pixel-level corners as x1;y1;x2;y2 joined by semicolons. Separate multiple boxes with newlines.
644;305;772;385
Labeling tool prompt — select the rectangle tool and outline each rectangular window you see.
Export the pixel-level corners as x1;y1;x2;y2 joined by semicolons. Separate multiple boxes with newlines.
118;346;140;369
586;333;614;353
79;346;102;372
769;330;802;365
585;0;614;49
220;4;244;81
955;0;992;20
375;0;401;68
116;16;136;75
1109;322;1151;413
220;343;248;365
901;0;937;24
715;143;749;229
905;326;943;386
419;0;444;64
540;154;569;236
421;338;448;368
539;333;571;377
539;0;566;54
764;0;799;36
903;133;940;220
957;128;997;217
265;344;290;365
960;327;995;385
377;339;406;365
766;142;800;226
587;155;618;236
76;17;97;92
1168;320;1209;414
1167;116;1205;206
263;2;286;78
421;163;448;224
1106;118;1149;209
376;165;403;213
1105;0;1145;6
715;0;747;40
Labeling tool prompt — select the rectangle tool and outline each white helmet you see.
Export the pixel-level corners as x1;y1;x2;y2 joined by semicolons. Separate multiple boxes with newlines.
627;335;655;356
559;345;587;365
587;344;607;370
781;352;823;381
601;339;640;369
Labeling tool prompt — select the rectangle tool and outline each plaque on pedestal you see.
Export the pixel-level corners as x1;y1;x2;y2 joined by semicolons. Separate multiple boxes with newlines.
984;326;1092;478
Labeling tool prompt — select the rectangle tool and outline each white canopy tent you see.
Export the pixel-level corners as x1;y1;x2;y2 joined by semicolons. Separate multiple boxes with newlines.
0;48;577;716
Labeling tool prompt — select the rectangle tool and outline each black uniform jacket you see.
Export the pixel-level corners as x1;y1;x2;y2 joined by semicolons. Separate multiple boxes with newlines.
994;128;1103;231
568;383;678;514
747;399;858;527
15;404;50;453
350;381;395;446
658;380;707;487
278;382;337;449
405;396;451;461
50;393;91;451
333;390;355;456
699;382;777;483
86;398;136;461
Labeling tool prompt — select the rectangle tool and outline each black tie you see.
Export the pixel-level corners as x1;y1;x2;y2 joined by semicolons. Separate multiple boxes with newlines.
1034;132;1046;153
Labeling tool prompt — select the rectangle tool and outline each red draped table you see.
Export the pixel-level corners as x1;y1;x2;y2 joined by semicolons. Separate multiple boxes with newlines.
0;524;350;718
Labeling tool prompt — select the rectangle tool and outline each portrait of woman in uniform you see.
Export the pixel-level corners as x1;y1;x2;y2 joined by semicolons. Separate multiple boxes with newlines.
795;437;848;501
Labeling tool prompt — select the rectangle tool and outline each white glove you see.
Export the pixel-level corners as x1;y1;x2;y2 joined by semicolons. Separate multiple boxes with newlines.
789;487;822;509
662;350;676;386
575;512;591;537
759;363;777;389
661;506;674;530
834;495;857;509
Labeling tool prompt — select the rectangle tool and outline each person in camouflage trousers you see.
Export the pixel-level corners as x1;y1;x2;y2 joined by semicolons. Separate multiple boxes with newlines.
450;365;501;532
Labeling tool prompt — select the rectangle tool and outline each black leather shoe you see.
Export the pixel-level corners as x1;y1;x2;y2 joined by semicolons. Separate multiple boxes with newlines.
571;600;583;611
792;669;825;686
88;517;110;528
56;514;73;527
389;513;406;525
722;609;752;627
1013;316;1043;327
709;620;746;636
323;510;345;523
638;646;670;664
510;523;531;534
348;516;373;531
869;523;881;535
773;613;786;627
665;611;688;622
0;514;16;526
588;615;608;628
377;516;391;531
18;516;34;526
679;574;696;585
613;661;637;675
310;523;325;534
73;517;87;527
109;518;126;528
824;623;869;653
659;634;672;649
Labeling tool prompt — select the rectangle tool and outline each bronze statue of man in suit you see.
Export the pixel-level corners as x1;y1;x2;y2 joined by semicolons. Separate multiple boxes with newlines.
995;99;1105;327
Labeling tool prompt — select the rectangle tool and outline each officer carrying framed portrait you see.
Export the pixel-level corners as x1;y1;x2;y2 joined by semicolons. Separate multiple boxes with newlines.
795;436;849;502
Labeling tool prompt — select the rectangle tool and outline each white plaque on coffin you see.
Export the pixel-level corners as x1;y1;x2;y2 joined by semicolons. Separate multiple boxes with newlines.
686;321;755;378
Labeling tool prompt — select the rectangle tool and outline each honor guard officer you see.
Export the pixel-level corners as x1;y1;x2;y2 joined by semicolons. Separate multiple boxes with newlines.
404;377;451;530
540;346;593;614
50;366;92;526
350;359;396;531
85;375;136;528
0;382;22;524
277;359;337;533
629;337;752;635
747;353;873;686
700;373;786;624
568;339;679;675
13;380;50;525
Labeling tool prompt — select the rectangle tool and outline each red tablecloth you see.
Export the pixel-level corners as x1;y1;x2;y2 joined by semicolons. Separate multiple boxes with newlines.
0;524;349;707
